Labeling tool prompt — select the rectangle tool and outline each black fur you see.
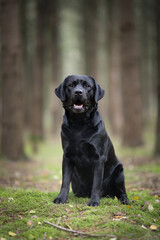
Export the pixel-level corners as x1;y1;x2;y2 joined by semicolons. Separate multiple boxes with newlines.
54;75;129;206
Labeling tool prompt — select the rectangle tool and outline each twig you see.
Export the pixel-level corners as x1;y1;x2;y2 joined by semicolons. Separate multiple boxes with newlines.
57;216;62;225
43;220;116;238
44;232;47;240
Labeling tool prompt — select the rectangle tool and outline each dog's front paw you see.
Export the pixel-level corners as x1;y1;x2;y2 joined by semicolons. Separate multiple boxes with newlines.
53;196;68;204
119;194;129;205
88;199;100;207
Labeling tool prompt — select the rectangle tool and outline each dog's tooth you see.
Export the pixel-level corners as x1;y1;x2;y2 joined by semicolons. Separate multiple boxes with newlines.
74;104;83;109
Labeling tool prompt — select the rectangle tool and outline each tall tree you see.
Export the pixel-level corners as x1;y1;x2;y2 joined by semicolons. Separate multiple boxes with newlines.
83;0;99;79
119;0;143;147
31;0;45;143
107;0;123;135
1;0;24;160
155;0;160;156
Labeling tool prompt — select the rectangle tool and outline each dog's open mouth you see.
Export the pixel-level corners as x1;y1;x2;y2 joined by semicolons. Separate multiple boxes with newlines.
68;100;89;113
74;104;83;110
73;101;84;110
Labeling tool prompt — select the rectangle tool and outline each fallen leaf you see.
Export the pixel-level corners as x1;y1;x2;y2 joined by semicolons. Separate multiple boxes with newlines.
31;215;38;219
38;221;42;225
8;231;17;237
69;204;73;208
114;215;123;219
150;225;158;230
113;215;127;221
127;205;131;208
29;210;36;214
141;225;147;229
27;220;33;227
148;204;154;211
114;211;123;216
133;196;139;200
113;211;127;220
0;237;7;240
8;197;14;202
154;195;159;198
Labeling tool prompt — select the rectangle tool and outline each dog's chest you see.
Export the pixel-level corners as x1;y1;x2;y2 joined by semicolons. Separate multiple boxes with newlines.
62;126;99;167
67;141;99;167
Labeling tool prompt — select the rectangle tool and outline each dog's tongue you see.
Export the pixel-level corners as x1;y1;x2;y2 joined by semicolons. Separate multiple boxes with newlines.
74;104;83;110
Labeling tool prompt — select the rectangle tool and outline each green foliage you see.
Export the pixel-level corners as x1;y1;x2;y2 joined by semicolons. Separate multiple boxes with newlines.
0;188;160;240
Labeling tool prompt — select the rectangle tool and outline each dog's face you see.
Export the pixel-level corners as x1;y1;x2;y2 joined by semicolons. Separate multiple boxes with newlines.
55;75;105;114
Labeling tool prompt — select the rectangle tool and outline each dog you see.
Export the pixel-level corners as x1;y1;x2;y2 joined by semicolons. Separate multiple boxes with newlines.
53;75;129;206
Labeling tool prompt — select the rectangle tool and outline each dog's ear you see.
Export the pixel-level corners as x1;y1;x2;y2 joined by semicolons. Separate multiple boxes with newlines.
55;82;66;102
89;76;105;102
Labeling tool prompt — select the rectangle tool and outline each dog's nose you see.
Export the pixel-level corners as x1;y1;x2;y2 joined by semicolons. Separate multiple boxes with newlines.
75;90;83;96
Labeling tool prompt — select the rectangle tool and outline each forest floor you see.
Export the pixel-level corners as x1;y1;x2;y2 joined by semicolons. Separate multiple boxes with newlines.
0;140;160;239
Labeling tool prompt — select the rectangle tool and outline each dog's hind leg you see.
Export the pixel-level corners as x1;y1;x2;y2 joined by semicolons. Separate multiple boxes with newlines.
102;163;129;204
112;164;129;204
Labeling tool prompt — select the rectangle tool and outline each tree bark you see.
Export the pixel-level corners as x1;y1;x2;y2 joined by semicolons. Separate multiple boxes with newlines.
119;0;143;147
31;0;44;142
48;0;62;135
155;0;160;156
107;0;123;135
83;0;99;79
1;0;24;160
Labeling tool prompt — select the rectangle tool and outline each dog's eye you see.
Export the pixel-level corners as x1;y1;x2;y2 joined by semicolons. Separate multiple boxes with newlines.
84;83;90;88
69;84;74;88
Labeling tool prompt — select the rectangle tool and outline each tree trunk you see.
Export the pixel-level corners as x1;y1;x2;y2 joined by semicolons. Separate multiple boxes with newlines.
31;0;44;144
83;0;99;79
1;0;24;160
107;0;123;135
48;0;62;136
155;0;160;156
119;0;143;147
20;0;32;130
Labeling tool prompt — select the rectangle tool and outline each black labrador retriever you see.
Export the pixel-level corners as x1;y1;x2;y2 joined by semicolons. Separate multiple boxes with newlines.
53;75;129;206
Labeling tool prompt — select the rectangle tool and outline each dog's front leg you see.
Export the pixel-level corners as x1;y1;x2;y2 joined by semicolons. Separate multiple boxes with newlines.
53;156;73;204
88;161;103;206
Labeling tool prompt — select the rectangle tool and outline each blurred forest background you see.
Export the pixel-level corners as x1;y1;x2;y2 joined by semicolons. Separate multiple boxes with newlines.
0;0;160;161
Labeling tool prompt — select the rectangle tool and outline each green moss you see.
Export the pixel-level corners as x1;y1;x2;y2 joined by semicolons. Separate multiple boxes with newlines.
0;188;160;240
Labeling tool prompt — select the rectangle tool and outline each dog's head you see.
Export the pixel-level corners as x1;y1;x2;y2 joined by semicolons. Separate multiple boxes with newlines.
55;75;105;113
